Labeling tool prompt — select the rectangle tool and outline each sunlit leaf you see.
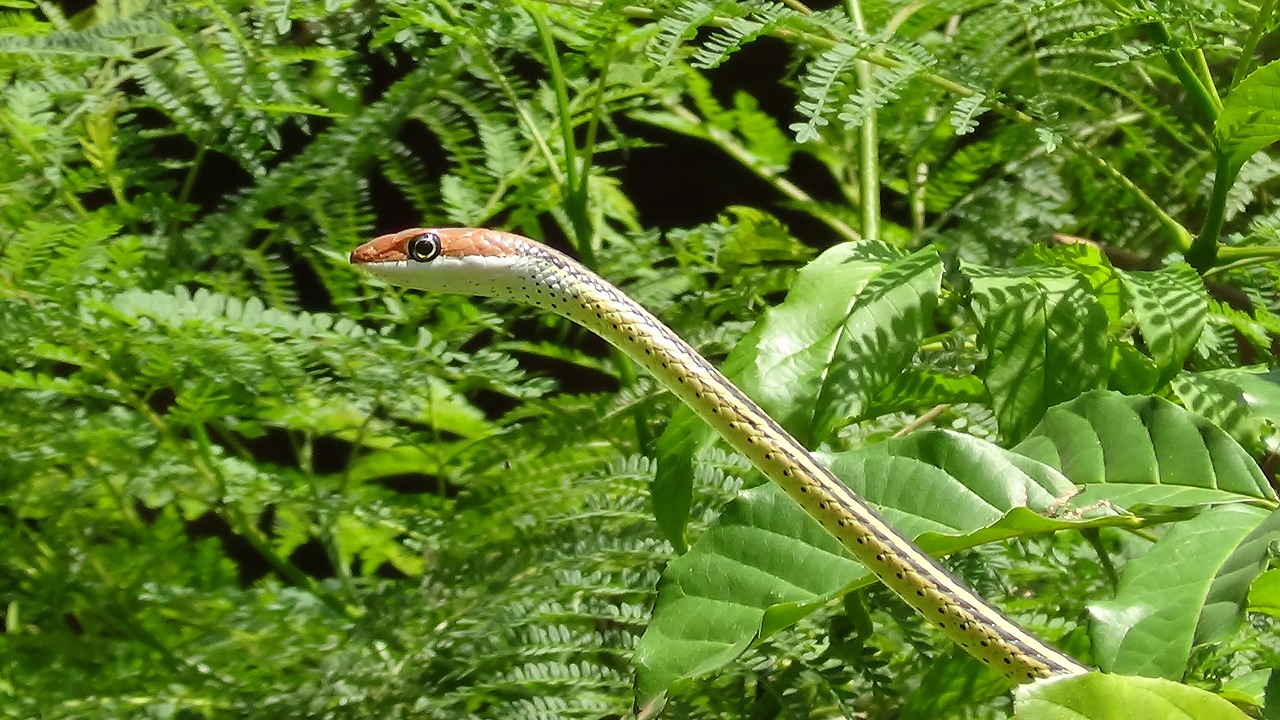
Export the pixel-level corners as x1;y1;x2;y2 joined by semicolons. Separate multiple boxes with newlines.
967;264;1111;441
1088;504;1267;678
1217;58;1280;167
1014;673;1249;719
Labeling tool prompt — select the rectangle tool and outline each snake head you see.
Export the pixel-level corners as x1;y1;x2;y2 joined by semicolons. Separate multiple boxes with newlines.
350;227;513;264
350;227;547;294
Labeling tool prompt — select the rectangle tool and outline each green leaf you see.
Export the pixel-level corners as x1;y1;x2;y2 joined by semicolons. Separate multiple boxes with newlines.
727;92;792;173
335;514;426;577
1089;504;1267;678
967;265;1111;441
1248;569;1280;618
864;368;987;417
1022;243;1124;324
716;206;815;272
1014;673;1249;719
653;242;941;548
346;443;467;486
634;483;861;701
1118;264;1206;389
725;242;941;445
1014;391;1275;509
638;430;1092;701
1220;668;1270;709
1217;58;1280;167
1203;508;1280;639
808;247;942;440
1109;342;1162;395
1172;367;1280;457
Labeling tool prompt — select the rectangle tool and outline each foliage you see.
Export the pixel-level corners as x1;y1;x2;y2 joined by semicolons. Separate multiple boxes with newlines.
1;0;1278;718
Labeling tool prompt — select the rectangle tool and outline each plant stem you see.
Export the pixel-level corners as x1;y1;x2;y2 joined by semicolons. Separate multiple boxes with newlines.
1154;38;1222;127
1189;152;1235;271
1230;0;1278;88
531;5;654;451
1068;137;1195;252
1216;244;1280;261
532;10;597;268
844;0;880;241
1204;245;1280;277
1093;0;1221;125
1082;529;1120;590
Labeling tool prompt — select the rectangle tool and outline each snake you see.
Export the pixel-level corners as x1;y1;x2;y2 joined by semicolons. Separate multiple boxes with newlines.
350;227;1089;681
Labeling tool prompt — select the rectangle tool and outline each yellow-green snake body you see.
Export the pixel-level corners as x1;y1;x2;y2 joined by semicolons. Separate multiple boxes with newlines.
350;227;1089;681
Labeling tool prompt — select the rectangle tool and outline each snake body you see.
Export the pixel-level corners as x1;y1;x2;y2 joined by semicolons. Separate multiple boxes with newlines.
350;227;1088;681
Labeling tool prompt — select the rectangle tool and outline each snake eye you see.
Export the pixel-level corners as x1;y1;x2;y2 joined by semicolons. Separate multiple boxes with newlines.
407;232;442;262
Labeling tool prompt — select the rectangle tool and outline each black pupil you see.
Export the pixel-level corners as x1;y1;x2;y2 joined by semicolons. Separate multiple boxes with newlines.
411;234;438;260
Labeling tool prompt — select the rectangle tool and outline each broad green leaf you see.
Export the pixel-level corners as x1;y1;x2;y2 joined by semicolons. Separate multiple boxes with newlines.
1088;504;1268;678
653;242;941;548
1221;669;1271;709
811;247;941;439
967;264;1110;441
1248;569;1280;618
1022;243;1124;323
637;430;1095;701
634;483;861;701
1202;508;1280;639
1217;58;1280;167
1118;264;1206;389
1109;342;1162;395
727;242;940;444
1172;367;1280;457
1014;673;1249;719
1015;391;1275;509
865;368;987;417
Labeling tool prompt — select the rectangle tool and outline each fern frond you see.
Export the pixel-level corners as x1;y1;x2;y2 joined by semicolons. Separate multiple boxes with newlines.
837;59;927;131
646;0;725;68
950;91;990;135
2;214;121;286
687;0;793;66
790;42;860;143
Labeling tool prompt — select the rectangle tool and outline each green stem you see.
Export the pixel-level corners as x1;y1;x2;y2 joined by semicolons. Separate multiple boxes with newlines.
1068;136;1194;252
1204;245;1280;278
1216;244;1280;261
844;0;880;241
1189;153;1235;271
1231;0;1278;88
531;9;596;268
531;5;652;451
1156;40;1222;127
1082;529;1119;591
1093;0;1221;124
296;429;355;589
1189;47;1222;108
